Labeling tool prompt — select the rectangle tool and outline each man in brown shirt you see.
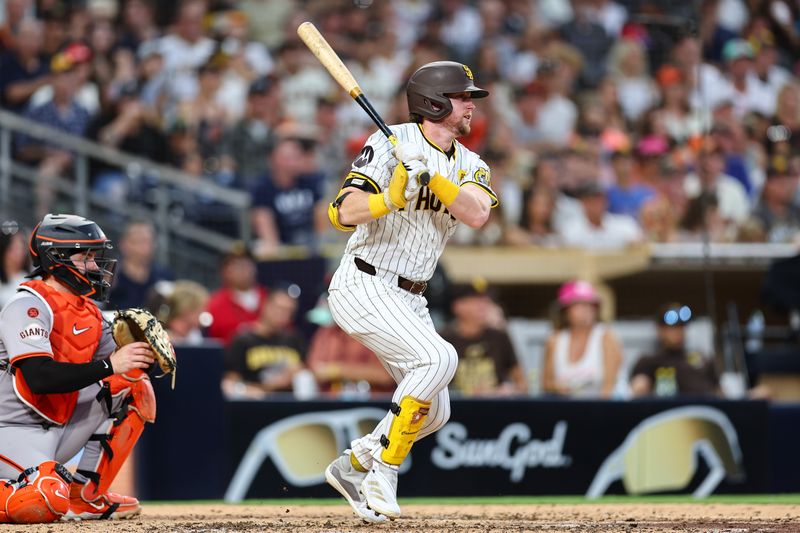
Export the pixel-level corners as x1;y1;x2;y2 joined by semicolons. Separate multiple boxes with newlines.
441;281;527;397
630;303;718;397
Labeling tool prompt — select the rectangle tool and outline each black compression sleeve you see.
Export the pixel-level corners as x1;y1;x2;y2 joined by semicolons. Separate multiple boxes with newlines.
15;356;114;394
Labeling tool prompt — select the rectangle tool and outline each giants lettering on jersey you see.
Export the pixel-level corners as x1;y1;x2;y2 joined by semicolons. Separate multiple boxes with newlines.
20;324;49;340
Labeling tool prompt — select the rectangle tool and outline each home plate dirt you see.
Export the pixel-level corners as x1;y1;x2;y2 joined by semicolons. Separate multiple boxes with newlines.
7;503;800;532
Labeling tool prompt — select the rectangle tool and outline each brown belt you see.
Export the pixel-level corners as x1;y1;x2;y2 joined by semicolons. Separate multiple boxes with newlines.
354;257;428;295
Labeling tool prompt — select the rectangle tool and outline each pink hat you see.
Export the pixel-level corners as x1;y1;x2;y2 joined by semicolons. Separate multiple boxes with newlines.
557;280;600;308
636;135;669;157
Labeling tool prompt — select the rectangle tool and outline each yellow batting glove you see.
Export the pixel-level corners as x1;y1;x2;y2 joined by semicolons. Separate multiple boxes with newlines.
368;163;408;219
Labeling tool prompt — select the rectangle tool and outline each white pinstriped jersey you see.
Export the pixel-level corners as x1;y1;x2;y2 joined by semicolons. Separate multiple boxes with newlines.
341;122;497;281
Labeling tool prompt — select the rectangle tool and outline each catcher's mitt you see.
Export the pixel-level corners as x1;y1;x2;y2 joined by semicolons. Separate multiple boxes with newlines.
112;308;177;389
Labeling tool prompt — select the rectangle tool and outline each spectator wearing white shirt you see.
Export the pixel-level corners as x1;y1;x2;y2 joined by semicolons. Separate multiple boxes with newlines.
723;38;774;118
750;27;792;97
684;140;751;224
438;0;482;62
275;40;333;125
534;59;578;147
606;38;658;123
560;181;643;250
588;0;628;37
157;0;215;103
671;34;732;112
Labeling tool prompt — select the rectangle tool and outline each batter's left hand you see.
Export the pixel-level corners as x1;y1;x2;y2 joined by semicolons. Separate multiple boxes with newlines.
392;142;427;164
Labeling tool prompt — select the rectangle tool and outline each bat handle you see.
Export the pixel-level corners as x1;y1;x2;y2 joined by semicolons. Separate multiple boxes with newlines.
419;171;430;187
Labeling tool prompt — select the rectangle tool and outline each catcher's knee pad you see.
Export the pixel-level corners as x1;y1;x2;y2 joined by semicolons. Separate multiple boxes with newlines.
1;461;72;523
380;396;431;466
83;374;155;500
104;371;156;422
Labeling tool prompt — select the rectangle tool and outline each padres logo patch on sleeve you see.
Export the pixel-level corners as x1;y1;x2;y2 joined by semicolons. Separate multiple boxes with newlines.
473;167;490;186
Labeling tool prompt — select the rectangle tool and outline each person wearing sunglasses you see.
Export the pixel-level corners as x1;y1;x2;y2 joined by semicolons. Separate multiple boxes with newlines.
630;303;719;397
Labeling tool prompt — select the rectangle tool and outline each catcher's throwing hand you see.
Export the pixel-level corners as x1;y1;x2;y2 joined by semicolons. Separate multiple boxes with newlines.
109;342;156;374
113;308;178;388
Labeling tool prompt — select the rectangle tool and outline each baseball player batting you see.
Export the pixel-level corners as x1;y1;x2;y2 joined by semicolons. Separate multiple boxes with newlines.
324;61;497;522
0;214;159;523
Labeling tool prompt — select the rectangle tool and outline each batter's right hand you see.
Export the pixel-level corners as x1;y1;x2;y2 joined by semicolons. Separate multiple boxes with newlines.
392;142;427;164
402;160;427;203
109;342;156;374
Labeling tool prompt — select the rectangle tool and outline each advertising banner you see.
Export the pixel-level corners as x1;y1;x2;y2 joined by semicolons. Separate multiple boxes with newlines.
223;398;769;500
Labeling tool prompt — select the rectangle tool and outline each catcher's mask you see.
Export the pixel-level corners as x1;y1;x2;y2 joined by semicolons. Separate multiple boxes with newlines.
406;61;488;121
28;214;117;302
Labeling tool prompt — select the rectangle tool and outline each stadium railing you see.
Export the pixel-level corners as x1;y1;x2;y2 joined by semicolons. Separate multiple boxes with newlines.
0;109;251;284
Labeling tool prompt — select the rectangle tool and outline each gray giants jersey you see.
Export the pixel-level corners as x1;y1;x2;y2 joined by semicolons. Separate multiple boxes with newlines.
0;287;116;425
343;123;498;281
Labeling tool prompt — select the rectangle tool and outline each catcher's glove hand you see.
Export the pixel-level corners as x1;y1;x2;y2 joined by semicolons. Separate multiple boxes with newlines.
112;308;177;389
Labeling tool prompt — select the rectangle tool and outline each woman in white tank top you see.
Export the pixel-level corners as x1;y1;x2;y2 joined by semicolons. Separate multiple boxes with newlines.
542;280;622;398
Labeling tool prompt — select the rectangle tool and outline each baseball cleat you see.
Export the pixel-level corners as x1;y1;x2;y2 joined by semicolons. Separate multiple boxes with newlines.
61;482;141;521
360;460;400;519
325;450;387;524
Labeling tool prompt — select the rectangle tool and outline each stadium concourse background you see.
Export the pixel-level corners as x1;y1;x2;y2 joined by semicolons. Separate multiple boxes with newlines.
0;0;800;511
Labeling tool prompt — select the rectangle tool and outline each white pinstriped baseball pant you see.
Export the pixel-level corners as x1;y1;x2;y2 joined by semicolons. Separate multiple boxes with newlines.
328;254;458;467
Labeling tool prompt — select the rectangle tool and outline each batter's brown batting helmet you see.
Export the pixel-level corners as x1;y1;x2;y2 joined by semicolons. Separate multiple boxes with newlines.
407;61;488;121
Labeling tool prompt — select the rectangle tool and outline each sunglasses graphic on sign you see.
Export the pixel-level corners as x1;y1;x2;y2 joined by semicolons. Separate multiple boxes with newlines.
587;406;744;498
224;407;411;502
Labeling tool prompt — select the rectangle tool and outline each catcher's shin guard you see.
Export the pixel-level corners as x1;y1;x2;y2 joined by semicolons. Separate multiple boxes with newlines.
82;372;155;501
0;461;72;523
379;396;431;466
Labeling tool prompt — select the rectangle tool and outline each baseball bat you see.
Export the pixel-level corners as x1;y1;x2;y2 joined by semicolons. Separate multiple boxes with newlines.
297;21;430;186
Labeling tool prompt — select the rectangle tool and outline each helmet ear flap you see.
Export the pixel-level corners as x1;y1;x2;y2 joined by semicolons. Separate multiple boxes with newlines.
28;223;41;268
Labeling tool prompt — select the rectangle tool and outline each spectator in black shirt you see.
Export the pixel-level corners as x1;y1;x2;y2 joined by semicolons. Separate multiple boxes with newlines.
108;219;173;310
87;81;168;204
441;280;527;397
222;284;307;399
630;303;718;397
250;136;327;257
0;18;50;113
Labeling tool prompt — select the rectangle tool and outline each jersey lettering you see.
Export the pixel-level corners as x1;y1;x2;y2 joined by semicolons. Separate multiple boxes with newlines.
413;187;443;213
20;325;48;340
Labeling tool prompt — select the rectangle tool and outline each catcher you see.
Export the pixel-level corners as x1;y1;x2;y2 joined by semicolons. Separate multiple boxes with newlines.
0;214;176;523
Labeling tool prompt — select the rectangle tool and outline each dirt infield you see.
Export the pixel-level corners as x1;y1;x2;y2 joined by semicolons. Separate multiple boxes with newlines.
8;503;800;532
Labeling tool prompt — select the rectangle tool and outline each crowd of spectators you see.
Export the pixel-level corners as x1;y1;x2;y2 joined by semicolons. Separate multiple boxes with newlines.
0;216;754;400
1;0;799;400
1;0;799;250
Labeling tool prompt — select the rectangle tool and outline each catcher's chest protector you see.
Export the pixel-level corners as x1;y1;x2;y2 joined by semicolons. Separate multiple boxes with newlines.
15;281;102;425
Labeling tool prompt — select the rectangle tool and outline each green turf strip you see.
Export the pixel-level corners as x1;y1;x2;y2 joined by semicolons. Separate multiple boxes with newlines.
144;494;800;506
